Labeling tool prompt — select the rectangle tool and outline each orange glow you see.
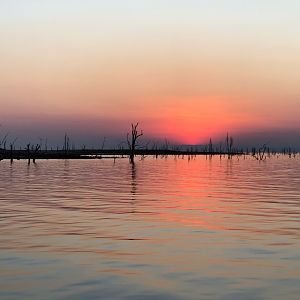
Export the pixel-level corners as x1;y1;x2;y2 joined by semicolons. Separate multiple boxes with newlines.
139;96;266;144
1;0;300;145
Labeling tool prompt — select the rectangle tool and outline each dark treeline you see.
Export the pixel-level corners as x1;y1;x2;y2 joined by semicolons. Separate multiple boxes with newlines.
0;123;299;164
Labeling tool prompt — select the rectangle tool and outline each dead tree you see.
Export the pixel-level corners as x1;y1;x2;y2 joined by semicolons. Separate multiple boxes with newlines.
10;144;13;163
226;133;234;158
33;144;41;163
26;143;31;165
0;132;9;150
254;144;267;161
64;133;70;155
127;122;143;164
209;138;213;154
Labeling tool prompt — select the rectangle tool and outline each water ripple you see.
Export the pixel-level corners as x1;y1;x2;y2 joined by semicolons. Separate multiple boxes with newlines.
1;156;300;299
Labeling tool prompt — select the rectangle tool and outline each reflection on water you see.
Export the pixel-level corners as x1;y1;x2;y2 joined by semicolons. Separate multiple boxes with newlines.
0;156;300;299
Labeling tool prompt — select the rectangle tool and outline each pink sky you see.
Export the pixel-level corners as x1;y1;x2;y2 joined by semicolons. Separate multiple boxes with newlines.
1;1;300;147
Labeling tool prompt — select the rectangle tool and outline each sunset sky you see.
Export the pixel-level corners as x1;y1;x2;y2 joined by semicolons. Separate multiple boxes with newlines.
1;0;300;148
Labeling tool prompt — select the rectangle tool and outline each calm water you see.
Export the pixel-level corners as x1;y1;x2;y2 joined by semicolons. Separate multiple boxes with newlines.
0;156;300;300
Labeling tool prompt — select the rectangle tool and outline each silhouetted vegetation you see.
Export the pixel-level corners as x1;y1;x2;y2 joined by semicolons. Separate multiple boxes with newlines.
0;123;299;163
253;144;267;161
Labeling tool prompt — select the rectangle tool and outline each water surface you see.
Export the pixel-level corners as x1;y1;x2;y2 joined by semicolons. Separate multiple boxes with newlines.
0;156;300;299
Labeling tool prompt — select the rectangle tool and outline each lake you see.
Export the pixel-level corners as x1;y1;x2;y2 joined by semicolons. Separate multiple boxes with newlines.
0;155;299;299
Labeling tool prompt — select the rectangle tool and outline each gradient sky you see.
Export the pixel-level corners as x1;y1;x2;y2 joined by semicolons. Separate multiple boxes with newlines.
1;0;300;148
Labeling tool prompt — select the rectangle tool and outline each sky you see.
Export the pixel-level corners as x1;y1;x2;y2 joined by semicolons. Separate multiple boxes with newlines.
0;0;300;149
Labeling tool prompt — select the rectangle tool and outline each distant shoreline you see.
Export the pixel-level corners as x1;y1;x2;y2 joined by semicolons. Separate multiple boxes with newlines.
0;148;246;161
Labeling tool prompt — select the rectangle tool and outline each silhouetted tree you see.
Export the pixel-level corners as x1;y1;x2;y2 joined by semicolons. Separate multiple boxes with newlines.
26;143;31;165
226;133;234;158
33;144;41;163
0;132;8;150
209;138;213;153
254;144;267;161
64;133;70;155
127;122;143;164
